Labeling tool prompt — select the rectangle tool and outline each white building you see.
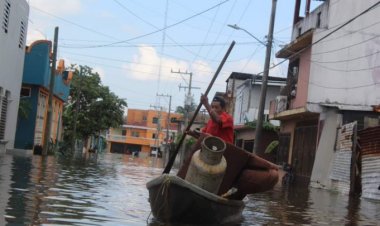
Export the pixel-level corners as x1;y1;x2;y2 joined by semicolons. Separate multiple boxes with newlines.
0;0;29;151
233;75;286;125
272;0;380;192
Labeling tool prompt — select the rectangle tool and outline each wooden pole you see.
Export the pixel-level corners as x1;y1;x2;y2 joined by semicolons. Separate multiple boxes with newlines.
163;41;235;174
42;27;58;155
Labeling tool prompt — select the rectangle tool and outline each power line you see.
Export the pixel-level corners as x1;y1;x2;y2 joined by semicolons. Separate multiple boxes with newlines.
31;6;120;41
73;0;232;49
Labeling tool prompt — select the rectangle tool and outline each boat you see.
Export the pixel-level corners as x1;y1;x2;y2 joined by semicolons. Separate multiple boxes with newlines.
146;174;245;224
146;134;280;224
146;135;255;224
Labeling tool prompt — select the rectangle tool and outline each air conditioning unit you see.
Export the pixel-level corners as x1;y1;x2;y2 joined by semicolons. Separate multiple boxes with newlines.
275;96;287;113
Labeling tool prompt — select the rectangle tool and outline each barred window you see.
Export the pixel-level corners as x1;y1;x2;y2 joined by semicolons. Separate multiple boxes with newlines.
2;0;10;34
19;20;25;48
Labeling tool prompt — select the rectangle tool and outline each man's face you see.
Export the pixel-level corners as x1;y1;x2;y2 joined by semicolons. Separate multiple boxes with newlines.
211;101;223;115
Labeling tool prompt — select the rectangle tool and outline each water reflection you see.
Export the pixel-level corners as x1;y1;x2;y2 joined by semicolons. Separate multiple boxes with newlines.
0;152;379;226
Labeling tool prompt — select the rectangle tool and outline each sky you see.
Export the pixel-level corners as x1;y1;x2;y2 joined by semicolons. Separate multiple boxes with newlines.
26;0;323;111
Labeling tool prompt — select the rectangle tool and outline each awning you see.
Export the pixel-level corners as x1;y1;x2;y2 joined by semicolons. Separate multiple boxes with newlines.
276;29;313;59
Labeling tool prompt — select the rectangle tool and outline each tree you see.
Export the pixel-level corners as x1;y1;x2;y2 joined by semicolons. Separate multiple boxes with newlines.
62;65;127;152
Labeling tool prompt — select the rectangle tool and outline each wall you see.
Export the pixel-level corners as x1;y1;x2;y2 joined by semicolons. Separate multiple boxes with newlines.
14;86;39;149
234;82;283;125
0;0;29;149
292;48;311;109
280;120;296;163
308;0;380;107
310;108;341;190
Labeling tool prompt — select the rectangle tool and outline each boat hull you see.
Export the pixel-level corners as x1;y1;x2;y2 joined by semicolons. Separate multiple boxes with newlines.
147;174;245;224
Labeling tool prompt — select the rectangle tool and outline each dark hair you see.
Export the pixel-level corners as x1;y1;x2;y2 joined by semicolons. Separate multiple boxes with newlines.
212;96;226;108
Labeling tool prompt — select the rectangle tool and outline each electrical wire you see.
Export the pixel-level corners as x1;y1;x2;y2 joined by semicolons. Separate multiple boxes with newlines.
71;0;232;49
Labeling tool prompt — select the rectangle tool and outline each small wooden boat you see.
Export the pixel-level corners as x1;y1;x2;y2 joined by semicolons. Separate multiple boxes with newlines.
146;174;245;224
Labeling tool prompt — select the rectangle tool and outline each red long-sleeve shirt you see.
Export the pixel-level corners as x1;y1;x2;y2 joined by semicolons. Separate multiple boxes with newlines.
202;112;234;144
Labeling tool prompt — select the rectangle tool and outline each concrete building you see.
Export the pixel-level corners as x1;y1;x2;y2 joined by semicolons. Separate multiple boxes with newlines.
270;0;380;187
226;72;286;158
0;0;29;151
14;40;71;150
106;109;182;158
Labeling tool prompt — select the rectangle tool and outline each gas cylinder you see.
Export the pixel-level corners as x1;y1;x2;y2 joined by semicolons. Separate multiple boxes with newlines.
185;136;227;194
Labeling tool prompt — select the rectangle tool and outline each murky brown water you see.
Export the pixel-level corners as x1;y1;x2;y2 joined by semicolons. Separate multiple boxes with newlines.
0;152;379;226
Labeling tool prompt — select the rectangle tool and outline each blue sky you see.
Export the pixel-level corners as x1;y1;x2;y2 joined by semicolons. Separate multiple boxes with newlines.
27;0;322;111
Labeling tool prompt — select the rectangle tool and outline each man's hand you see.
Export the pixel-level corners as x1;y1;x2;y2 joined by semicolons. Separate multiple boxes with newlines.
200;94;209;106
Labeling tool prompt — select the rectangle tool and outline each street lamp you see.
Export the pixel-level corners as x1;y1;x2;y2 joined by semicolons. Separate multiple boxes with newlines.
227;24;267;47
228;0;277;153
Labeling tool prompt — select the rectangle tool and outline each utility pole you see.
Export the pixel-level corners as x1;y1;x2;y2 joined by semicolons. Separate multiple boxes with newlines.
253;0;277;153
43;27;58;155
171;70;200;127
171;69;199;165
157;94;172;143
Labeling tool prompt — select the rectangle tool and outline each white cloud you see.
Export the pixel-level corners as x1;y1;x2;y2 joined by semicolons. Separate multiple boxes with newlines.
26;29;47;45
123;45;194;81
93;66;106;80
29;0;81;16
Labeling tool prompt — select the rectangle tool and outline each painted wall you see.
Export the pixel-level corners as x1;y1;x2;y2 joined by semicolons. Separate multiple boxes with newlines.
234;82;283;125
292;48;311;109
14;86;39;149
0;0;29;149
14;40;70;149
23;41;71;101
280;120;296;163
308;0;380;107
310;109;341;189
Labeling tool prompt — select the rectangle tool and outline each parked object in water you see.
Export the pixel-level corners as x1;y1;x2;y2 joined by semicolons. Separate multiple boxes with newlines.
146;174;244;224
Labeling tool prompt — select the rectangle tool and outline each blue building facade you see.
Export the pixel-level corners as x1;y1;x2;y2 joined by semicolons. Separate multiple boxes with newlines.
15;40;71;149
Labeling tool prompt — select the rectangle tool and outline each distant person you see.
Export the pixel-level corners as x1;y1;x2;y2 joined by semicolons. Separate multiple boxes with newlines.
189;95;234;144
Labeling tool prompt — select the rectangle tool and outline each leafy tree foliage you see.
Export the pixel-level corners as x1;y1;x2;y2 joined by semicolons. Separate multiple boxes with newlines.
62;65;127;147
244;120;279;132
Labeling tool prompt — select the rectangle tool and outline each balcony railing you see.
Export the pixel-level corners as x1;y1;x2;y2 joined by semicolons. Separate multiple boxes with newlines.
269;96;288;118
106;134;126;141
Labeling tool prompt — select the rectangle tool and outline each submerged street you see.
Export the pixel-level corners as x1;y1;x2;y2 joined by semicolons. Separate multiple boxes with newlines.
0;152;379;226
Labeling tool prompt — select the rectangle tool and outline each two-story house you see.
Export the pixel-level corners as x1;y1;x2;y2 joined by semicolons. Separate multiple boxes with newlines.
226;72;286;158
0;0;29;152
106;109;182;158
270;0;380;186
14;40;72;150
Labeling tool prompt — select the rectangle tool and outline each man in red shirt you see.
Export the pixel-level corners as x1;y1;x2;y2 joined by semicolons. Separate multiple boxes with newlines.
199;95;234;144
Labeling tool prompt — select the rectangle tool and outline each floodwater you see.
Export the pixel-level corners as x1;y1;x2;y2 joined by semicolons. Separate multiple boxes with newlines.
0;152;379;226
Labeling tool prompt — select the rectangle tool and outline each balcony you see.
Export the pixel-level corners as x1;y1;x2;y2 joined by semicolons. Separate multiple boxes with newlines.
106;134;126;142
269;96;288;119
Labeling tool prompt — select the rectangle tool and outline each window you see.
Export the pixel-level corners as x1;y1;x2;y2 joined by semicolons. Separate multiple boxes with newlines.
152;133;157;139
316;12;322;28
122;129;127;136
152;117;158;124
0;90;10;140
298;27;302;37
20;87;31;97
142;115;147;121
2;0;10;33
131;131;139;137
19;20;25;48
170;117;177;123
